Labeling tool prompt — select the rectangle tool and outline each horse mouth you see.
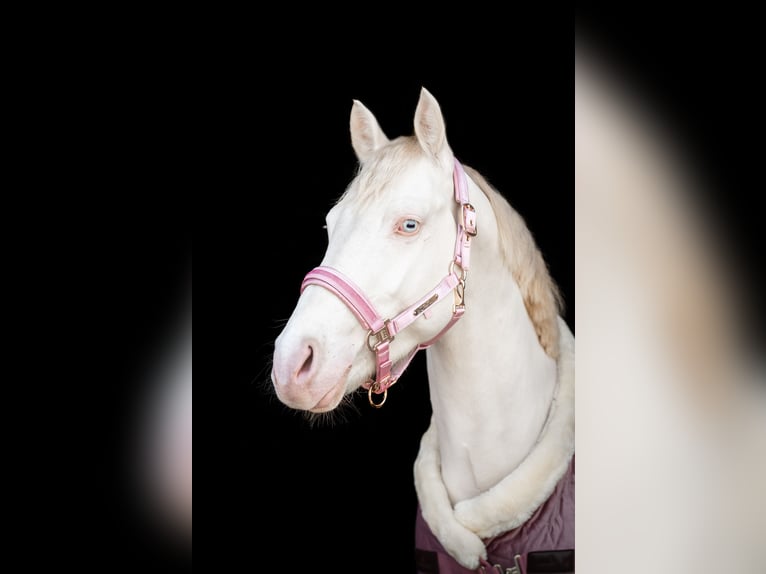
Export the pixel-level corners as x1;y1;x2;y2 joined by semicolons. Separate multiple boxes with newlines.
307;370;351;413
308;383;345;412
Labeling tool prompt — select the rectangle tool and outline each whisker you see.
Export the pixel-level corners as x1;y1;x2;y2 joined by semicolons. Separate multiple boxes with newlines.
302;391;362;428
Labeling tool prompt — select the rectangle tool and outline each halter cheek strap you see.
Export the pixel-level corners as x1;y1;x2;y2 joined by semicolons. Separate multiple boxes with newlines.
301;158;477;408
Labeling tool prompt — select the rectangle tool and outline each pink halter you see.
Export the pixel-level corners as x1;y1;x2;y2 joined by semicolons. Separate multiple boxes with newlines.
301;158;477;407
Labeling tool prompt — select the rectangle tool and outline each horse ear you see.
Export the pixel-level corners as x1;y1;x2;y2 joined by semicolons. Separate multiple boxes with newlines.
350;100;389;163
414;87;451;164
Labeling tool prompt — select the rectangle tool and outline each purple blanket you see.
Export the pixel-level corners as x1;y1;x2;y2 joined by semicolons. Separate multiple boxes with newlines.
415;457;574;573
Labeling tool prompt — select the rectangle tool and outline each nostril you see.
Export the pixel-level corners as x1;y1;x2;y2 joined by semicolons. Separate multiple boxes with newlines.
295;345;315;384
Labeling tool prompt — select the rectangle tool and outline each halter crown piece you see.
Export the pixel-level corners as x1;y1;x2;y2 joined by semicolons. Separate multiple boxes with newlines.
301;158;477;408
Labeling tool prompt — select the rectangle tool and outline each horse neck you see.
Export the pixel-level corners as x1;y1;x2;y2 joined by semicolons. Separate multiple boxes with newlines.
425;179;559;504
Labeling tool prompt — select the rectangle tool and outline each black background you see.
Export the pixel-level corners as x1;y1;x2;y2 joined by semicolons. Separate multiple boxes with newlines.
48;9;765;573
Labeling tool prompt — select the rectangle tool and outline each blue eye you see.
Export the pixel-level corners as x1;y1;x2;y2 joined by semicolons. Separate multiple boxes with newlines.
399;219;420;234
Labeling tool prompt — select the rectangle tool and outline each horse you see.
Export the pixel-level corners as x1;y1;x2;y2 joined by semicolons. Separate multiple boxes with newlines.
271;88;575;573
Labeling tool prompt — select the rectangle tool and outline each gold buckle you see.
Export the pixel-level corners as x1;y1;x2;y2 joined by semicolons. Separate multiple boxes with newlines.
448;260;467;282
448;262;468;314
462;203;477;237
453;279;466;314
367;321;393;352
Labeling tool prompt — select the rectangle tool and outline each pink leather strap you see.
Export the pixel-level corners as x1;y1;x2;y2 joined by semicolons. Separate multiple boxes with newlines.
301;267;395;389
453;159;476;271
300;158;476;402
299;267;387;334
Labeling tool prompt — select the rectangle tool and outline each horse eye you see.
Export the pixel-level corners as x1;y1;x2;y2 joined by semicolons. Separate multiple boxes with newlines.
399;219;420;234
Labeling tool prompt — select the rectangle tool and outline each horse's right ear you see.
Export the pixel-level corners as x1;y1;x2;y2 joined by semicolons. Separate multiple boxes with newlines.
350;100;389;163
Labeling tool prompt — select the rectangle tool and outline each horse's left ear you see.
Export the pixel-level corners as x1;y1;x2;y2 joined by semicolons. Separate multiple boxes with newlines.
350;99;389;164
414;88;452;166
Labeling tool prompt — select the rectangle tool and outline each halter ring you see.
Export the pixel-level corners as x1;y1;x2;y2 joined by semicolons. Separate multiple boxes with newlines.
367;381;388;408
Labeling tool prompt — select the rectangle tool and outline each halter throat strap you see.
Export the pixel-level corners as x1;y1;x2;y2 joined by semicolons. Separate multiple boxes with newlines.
300;158;476;407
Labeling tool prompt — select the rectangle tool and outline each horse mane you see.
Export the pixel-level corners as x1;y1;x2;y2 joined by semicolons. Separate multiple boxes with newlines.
463;165;563;359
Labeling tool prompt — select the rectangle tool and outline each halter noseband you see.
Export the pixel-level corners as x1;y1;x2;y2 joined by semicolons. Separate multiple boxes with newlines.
300;158;477;408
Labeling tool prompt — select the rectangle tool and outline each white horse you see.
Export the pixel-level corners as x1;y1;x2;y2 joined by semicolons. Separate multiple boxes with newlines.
272;89;574;572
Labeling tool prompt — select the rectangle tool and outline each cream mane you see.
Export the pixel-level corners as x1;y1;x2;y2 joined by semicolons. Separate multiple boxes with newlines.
463;165;563;359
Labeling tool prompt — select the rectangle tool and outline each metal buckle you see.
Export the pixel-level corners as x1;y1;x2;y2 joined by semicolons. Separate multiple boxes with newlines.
462;203;477;237
366;321;393;352
479;554;522;573
447;261;468;314
448;260;467;282
505;554;522;574
453;279;466;314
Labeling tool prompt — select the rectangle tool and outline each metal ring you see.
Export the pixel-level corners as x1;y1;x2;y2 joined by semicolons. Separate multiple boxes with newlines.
367;382;388;408
448;260;467;281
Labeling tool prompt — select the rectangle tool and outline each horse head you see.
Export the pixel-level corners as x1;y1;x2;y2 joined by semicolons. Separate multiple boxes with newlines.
272;89;468;412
